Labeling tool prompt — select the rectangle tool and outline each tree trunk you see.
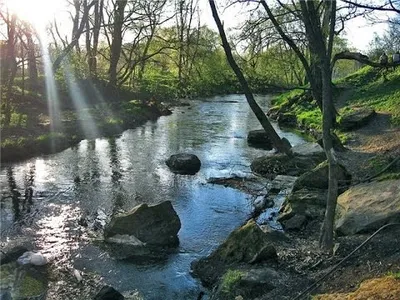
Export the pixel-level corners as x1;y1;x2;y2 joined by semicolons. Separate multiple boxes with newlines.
209;0;292;156
108;0;127;87
26;30;38;87
3;14;18;126
319;57;339;251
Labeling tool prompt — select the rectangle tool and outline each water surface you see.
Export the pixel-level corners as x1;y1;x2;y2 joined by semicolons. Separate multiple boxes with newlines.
0;94;304;299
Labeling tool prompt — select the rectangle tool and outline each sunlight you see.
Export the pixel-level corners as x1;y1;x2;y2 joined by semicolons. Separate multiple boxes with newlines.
4;0;62;29
63;64;100;139
39;33;62;139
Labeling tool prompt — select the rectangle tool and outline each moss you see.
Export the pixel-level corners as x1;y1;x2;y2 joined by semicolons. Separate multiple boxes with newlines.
220;269;243;294
19;274;45;297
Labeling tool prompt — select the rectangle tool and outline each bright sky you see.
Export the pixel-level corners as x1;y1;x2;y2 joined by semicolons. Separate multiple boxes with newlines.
2;0;391;52
199;1;392;52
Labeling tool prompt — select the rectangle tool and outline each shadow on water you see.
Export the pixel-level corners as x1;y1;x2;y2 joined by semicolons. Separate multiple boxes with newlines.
6;164;35;222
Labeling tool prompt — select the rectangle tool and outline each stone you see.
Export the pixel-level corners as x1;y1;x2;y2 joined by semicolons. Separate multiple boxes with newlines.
335;179;400;235
247;130;274;150
191;220;277;286
104;201;181;247
282;214;307;231
291;142;325;159
94;286;124;300
0;245;29;265
340;108;376;131
166;153;201;175
279;188;327;222
277;113;297;128
17;251;48;266
293;161;351;192
251;152;325;178
211;268;279;300
268;175;298;193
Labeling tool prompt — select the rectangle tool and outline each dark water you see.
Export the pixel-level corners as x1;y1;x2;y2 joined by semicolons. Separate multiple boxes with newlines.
0;94;304;299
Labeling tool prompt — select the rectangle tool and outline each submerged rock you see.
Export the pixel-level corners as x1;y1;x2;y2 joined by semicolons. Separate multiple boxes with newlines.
191;220;277;286
335;179;400;235
104;201;181;247
247;130;273;150
166;153;201;175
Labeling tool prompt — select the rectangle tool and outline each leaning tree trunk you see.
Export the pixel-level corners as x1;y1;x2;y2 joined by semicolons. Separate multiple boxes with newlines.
209;0;291;156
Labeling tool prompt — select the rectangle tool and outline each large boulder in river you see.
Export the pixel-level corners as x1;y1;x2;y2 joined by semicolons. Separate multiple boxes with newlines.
293;161;351;192
191;220;277;286
335;179;400;235
104;201;181;247
166;153;201;175
247;130;274;150
339;107;376;131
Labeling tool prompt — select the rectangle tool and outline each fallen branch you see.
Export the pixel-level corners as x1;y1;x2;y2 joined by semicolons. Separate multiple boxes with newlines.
332;51;399;69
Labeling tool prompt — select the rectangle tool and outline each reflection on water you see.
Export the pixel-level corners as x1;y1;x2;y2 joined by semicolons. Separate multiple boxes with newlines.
0;94;305;299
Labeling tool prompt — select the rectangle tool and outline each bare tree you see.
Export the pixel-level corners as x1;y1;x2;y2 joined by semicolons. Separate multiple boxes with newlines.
209;0;292;156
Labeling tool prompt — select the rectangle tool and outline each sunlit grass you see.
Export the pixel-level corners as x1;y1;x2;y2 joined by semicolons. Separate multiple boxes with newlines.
339;66;400;124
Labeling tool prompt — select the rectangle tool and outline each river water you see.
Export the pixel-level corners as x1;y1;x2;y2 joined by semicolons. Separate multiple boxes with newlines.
0;94;304;299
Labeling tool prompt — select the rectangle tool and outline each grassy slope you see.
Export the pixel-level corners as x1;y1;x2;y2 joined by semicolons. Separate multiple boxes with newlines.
337;66;400;124
272;65;400;131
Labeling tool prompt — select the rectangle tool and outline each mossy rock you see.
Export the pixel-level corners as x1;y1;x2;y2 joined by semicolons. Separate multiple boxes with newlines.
211;268;279;300
278;188;328;223
293;161;351;192
191;220;277;286
251;153;325;178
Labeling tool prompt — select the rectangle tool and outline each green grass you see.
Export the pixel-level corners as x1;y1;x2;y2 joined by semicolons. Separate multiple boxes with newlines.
338;66;400;124
387;271;400;279
1;137;27;148
273;89;304;107
35;132;66;142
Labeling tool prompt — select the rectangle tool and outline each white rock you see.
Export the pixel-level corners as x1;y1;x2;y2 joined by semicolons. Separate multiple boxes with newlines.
17;251;48;266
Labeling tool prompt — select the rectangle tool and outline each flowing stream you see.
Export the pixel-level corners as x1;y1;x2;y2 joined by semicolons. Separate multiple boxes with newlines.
0;94;305;299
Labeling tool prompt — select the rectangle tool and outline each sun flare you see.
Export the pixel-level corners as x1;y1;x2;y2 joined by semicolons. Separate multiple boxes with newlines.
3;0;62;29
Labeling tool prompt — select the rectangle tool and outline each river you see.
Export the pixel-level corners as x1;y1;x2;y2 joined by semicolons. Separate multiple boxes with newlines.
0;94;305;299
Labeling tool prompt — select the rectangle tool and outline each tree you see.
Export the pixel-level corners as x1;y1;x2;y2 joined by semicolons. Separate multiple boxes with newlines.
209;0;292;156
108;0;127;87
256;0;340;250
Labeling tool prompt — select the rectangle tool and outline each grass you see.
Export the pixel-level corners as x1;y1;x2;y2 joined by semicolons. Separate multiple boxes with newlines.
271;65;400;136
387;271;400;279
338;66;400;124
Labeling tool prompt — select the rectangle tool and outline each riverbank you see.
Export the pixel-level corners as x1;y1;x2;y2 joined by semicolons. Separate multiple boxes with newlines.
1;78;173;163
193;66;400;299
